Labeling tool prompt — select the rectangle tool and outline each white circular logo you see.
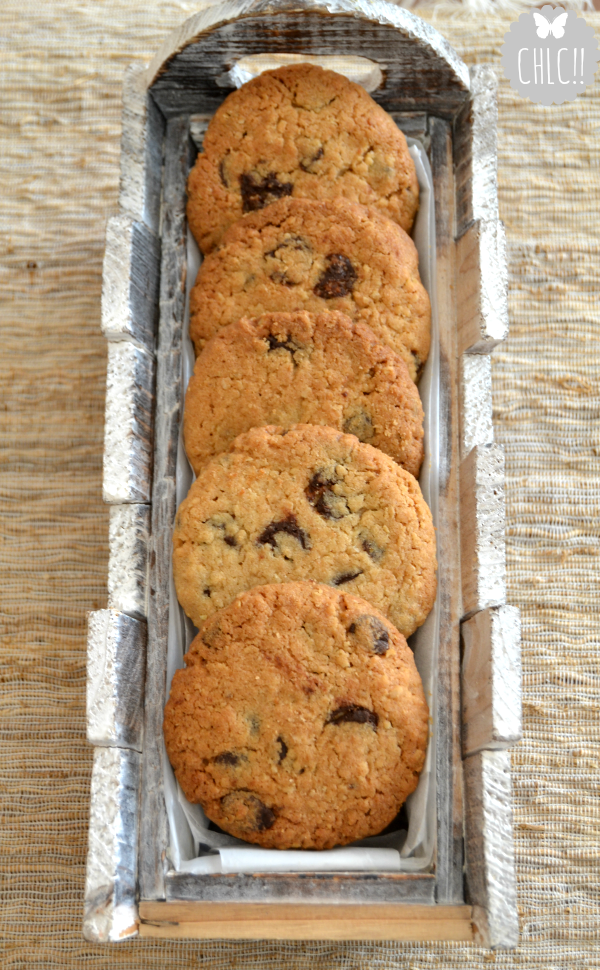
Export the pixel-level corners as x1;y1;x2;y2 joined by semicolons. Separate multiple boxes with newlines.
501;5;599;105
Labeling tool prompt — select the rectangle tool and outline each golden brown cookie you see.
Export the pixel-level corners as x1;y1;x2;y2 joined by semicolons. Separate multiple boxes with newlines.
173;424;436;637
183;310;424;477
187;63;419;254
189;198;430;382
164;582;429;849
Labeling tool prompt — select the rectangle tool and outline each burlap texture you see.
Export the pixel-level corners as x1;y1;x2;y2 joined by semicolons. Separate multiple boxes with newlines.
1;2;599;967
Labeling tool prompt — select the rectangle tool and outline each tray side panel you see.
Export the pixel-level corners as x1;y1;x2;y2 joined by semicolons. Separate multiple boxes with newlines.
165;873;436;904
149;8;469;118
428;117;464;906
140;116;191;901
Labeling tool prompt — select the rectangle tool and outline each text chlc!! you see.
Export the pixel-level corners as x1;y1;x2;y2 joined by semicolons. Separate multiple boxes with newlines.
518;46;586;87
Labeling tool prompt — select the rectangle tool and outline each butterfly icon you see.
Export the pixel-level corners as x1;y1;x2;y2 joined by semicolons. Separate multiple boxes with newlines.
533;10;568;38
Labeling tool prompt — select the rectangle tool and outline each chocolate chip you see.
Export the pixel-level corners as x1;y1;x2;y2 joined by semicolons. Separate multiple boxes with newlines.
348;614;390;655
206;515;238;547
203;587;211;597
332;570;363;586
218;160;228;187
240;172;293;212
378;803;409;836
361;536;384;563
266;333;298;354
343;410;374;442
305;470;349;520
220;791;276;832
270;271;296;287
314;254;357;299
266;235;310;257
276;737;288;763
299;146;324;172
214;751;240;766
256;801;276;831
370;619;389;655
327;705;378;729
257;514;311;551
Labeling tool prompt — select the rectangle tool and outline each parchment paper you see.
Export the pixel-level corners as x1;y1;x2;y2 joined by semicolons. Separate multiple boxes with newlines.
163;138;440;875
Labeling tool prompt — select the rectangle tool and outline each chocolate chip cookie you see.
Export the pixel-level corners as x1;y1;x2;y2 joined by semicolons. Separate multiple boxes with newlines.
183;310;424;477
186;63;419;254
164;581;429;849
189;197;430;382
173;424;436;637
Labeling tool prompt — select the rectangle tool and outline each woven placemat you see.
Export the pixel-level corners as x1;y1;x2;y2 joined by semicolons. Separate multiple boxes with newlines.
1;2;599;967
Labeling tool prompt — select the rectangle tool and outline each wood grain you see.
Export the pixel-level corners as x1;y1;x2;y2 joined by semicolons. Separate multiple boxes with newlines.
459;353;494;461
140;917;472;942
461;605;522;757
453;64;499;238
463;750;519;949
107;504;151;619
459;443;507;620
102;341;155;505
101;215;161;351
86;609;146;751
165;871;436;905
139;901;473;941
139;116;192;902
428;116;464;906
120;64;165;233
83;747;140;943
147;1;470;118
456;218;509;356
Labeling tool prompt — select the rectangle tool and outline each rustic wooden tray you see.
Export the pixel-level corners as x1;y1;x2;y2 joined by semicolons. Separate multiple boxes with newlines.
84;0;522;948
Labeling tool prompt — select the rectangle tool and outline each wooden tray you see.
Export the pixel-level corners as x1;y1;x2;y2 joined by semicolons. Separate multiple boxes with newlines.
84;0;522;948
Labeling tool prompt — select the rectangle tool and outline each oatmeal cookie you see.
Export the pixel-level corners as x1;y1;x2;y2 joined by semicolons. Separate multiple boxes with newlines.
173;424;436;637
164;581;429;849
189;197;430;381
183;310;424;477
187;63;419;254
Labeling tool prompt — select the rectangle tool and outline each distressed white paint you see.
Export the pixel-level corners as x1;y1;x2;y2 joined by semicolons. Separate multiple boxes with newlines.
464;750;519;949
86;609;146;750
83;746;140;942
457;219;509;355
460;353;494;460
119;65;164;232
108;504;150;619
101;216;160;351
461;605;522;757
102;341;154;505
460;443;506;618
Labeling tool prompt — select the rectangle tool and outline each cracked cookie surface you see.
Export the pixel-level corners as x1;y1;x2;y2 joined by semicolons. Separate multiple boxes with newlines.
163;581;429;849
173;424;436;637
189;197;430;382
183;310;424;477
186;63;419;254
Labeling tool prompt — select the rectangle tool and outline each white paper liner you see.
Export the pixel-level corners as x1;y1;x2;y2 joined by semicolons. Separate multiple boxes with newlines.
222;54;384;92
163;137;439;875
179;848;405;875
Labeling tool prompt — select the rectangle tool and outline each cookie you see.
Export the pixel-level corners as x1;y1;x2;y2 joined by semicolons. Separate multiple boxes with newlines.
187;63;419;254
189;197;430;382
183;310;424;477
173;424;436;637
164;581;429;849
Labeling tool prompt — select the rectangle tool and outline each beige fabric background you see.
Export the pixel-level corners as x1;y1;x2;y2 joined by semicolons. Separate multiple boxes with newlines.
1;2;599;967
